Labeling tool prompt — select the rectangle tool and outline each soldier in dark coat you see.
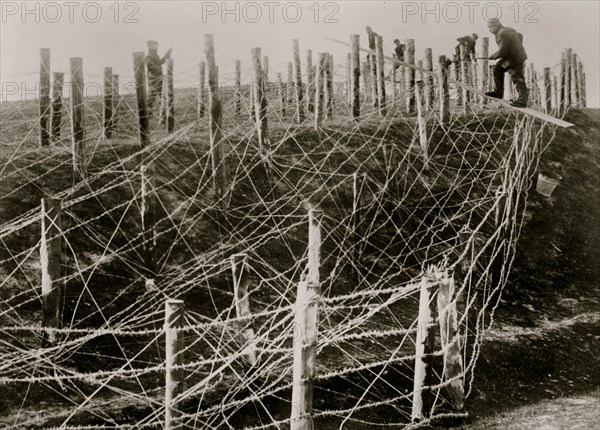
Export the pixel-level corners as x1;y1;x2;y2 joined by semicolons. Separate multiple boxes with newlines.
484;19;528;107
455;33;478;59
146;40;172;112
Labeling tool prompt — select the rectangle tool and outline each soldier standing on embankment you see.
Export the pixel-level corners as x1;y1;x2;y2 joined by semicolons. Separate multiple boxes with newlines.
146;40;172;116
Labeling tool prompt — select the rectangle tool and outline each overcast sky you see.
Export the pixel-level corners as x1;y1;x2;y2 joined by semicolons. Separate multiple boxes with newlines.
1;0;598;107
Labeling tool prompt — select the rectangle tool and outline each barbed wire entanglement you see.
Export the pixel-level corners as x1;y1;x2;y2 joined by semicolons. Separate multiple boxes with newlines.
0;35;583;429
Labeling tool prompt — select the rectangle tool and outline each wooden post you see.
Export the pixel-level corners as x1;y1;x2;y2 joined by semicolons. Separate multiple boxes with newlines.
552;75;558;113
415;81;428;166
111;74;119;131
351;35;361;119
205;35;226;202
543;67;552;114
166;58;175;132
346;52;351;104
290;209;322;430
438;56;449;125
251;47;269;150
470;55;479;105
314;53;326;131
405;39;415;113
306;49;313;113
234;60;241;115
50;72;64;142
370;44;378;107
424;48;434;111
411;269;436;421
141;164;156;278
504;73;512;101
327;54;334;117
559;53;566;114
570;51;578;107
103;67;113;139
165;299;185;430
70;57;86;179
453;53;462;109
133;52;149;149
39;48;51;147
391;64;397;105
287;62;294;104
436;270;465;412
565;49;572;108
375;35;386;115
459;45;470;113
293;40;304;122
277;72;286;118
41;197;62;346
262;55;269;85
198;61;206;118
231;253;257;364
362;61;370;101
577;60;585;107
481;38;489;106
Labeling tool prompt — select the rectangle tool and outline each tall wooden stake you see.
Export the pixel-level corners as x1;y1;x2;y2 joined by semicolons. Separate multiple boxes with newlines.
205;35;226;202
290;209;322;430
39;48;51;147
543;67;552;113
481;37;489;106
327;54;334;117
198;61;206;119
424;48;434;111
111;74;119;131
314;53;326;131
41;197;62;346
375;35;386;115
351;34;361;119
438;56;449;125
70;57;86;179
133;52;149;149
306;49;314;113
405;39;415;113
453;53;462;109
234;60;241;115
165;299;185;430
559;53;566;114
277;72;286;118
415;81;428;166
293;40;304;122
50;72;64;142
251;47;269;151
103;67;113;139
459;45;470;113
287;62;294;103
231;253;257;364
166;58;175;132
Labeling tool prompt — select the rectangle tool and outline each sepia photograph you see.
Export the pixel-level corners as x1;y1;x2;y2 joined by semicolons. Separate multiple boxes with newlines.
1;1;599;428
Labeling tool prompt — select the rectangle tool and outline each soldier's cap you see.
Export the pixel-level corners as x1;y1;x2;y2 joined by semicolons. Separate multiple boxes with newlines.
472;33;479;39
147;40;158;47
393;39;400;44
487;18;501;27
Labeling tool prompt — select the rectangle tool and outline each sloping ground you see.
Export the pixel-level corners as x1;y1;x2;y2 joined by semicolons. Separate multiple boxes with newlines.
458;108;600;428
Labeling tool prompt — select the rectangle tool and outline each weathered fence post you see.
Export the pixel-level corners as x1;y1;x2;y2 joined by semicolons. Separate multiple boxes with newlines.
436;270;465;412
326;54;334;117
481;37;489;106
424;48;434;111
234;60;241;115
293;40;304;122
362;61;371;101
290;209;322;430
70;57;86;179
103;67;113;139
277;72;286;118
166;58;175;132
198;61;206;119
205;35;226;203
133;52;149;148
41;197;62;346
411;268;436;421
405;39;415;113
565;49;572;108
559;52;566;114
251;47;269;151
231;253;257;364
306;49;314;113
391;64;397;105
351;34;361;119
459;45;470;113
438;55;449;125
40;48;51;147
165;299;185;430
287;62;294;103
415;81;429;166
552;75;558;113
453;52;462;109
577;59;585;107
314;53;326;131
570;51;578;107
346;52;351;105
262;55;269;86
375;35;386;115
111;74;119;130
543;67;552;113
50;72;64;142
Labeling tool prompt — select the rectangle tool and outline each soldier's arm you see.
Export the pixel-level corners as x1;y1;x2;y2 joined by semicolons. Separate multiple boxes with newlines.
489;31;509;60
